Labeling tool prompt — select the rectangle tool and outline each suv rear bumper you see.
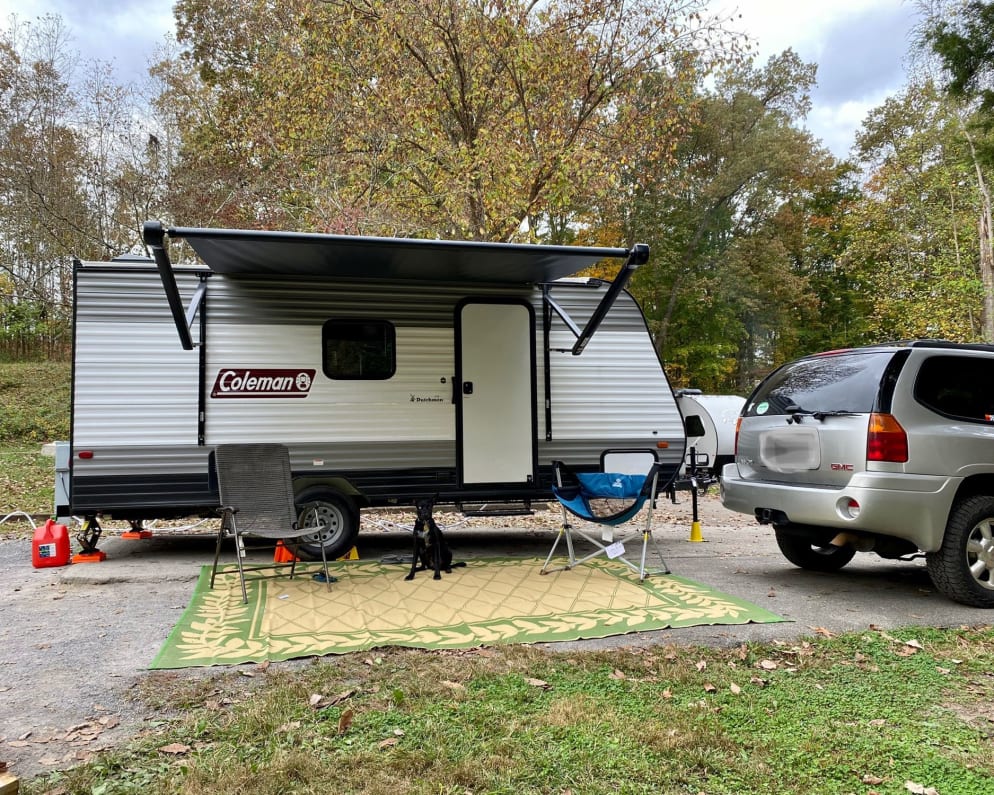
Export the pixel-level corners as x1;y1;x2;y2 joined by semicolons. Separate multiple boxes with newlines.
719;464;959;552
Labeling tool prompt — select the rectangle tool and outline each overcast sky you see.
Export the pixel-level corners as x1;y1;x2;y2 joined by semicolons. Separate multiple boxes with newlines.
2;0;921;160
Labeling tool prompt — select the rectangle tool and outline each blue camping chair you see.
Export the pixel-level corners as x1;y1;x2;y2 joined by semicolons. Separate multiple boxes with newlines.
540;451;670;581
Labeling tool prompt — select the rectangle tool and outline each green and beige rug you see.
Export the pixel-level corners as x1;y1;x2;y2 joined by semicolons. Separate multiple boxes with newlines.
151;558;785;669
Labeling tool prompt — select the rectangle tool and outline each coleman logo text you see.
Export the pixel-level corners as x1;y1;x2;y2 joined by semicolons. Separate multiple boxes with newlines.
211;368;316;399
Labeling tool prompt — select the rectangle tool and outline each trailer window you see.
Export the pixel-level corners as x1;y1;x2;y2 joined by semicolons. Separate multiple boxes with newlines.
322;319;396;380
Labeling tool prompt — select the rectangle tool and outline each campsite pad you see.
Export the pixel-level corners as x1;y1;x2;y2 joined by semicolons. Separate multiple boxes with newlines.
151;558;786;669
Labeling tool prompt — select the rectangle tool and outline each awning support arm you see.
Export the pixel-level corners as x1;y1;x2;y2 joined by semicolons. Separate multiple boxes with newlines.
543;243;649;356
143;221;197;350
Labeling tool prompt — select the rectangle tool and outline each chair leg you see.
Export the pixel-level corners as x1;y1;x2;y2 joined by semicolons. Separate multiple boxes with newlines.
210;515;228;589
541;526;569;574
319;538;331;591
541;505;580;575
233;529;250;604
635;498;669;580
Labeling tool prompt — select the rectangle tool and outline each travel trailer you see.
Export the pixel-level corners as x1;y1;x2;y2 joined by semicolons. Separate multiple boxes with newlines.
65;222;687;558
675;390;745;478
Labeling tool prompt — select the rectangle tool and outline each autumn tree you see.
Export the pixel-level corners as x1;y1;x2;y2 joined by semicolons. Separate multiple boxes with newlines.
920;0;994;340
0;14;172;357
621;50;839;391
844;81;986;342
164;0;742;240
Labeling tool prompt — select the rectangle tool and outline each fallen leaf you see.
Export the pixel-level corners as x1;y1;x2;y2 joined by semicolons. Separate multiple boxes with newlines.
757;659;778;671
861;774;884;785
695;660;707;672
378;737;399;749
609;669;626;680
905;639;924;650
703;683;716;693
904;781;939;795
239;670;255;678
729;682;742;695
811;626;835;638
661;688;673;699
524;677;550;689
158;743;191;755
338;708;354;735
441;680;466;692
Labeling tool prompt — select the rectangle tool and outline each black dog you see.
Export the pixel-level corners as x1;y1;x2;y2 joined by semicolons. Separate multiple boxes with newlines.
405;497;465;580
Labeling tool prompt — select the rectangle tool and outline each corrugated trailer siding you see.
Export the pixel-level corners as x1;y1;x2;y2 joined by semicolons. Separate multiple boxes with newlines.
539;284;684;470
73;267;203;454
205;325;455;445
203;277;472;454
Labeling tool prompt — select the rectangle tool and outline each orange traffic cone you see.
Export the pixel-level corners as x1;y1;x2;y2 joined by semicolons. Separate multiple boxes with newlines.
274;540;299;563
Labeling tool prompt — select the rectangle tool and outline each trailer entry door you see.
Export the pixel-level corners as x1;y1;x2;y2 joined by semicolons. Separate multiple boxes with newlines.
457;300;536;486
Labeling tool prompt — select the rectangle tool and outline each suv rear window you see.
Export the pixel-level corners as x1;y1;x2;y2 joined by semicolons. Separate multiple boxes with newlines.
745;351;894;417
914;355;994;422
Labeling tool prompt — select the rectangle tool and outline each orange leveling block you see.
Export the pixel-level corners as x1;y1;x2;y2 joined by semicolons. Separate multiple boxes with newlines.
72;516;107;563
121;519;153;540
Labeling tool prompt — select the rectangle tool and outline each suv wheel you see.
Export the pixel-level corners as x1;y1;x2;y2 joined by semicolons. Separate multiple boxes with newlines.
774;524;857;572
926;495;994;608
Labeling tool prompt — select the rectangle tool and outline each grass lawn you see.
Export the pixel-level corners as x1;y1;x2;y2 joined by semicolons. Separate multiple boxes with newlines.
25;626;994;795
0;361;68;532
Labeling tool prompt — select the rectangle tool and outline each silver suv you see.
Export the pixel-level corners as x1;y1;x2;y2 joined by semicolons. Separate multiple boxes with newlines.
720;340;994;607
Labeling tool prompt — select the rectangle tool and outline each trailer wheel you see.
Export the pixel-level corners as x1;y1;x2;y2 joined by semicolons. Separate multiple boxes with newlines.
293;487;359;561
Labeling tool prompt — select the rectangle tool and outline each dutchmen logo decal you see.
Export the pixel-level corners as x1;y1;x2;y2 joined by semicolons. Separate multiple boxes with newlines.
211;368;316;398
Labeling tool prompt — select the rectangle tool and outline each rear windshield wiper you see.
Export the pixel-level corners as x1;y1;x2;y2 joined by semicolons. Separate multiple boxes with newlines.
784;405;860;423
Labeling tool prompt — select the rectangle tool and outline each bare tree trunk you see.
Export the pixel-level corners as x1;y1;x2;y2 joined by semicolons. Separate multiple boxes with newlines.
960;123;994;341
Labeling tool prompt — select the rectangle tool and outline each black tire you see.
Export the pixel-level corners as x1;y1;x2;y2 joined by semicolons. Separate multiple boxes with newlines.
774;524;856;572
292;487;359;561
926;495;994;608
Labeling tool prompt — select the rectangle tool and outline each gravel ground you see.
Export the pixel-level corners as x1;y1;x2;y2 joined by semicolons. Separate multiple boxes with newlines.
1;493;988;782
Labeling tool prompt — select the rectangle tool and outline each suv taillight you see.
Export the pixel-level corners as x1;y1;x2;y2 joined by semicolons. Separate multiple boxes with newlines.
734;416;741;457
867;412;908;462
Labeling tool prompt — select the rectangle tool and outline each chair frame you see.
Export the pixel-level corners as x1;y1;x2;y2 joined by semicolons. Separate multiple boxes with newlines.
540;457;670;581
209;443;332;603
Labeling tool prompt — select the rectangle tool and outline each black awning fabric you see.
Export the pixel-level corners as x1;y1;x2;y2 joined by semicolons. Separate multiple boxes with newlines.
168;226;631;284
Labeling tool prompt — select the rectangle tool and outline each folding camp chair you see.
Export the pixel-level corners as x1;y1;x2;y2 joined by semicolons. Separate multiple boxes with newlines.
210;443;332;603
540;450;670;581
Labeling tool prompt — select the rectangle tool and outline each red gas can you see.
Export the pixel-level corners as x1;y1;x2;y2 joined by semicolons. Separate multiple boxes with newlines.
32;519;71;568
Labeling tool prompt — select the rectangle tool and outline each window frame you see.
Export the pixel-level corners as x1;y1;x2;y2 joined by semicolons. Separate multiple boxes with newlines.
321;318;397;381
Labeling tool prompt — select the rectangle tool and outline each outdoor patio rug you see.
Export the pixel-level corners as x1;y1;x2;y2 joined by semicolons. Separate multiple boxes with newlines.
151;557;786;669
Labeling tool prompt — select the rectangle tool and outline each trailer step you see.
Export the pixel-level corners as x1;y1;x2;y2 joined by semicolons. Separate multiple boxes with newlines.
459;502;535;518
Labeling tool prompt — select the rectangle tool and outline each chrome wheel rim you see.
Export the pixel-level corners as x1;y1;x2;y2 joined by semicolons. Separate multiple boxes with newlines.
966;517;994;591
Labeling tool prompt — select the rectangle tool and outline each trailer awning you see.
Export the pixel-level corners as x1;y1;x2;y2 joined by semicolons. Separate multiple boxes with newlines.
166;225;630;284
141;222;648;352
